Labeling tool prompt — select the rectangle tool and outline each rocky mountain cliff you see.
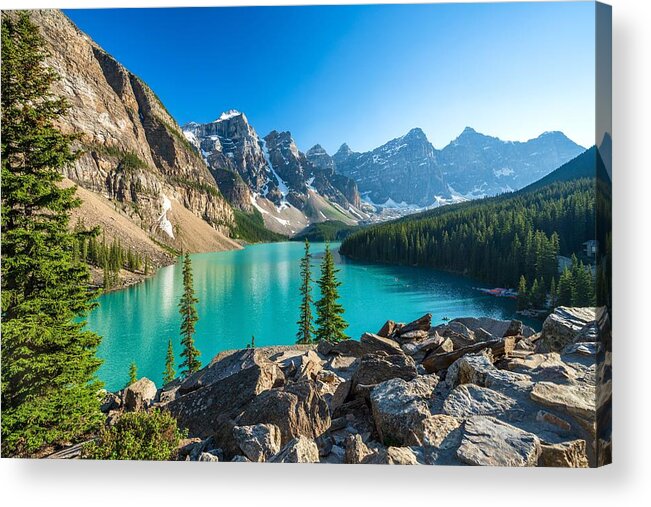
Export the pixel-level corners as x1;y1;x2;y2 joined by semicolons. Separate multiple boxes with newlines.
29;10;239;258
334;128;449;207
334;127;584;208
183;113;366;236
440;128;585;198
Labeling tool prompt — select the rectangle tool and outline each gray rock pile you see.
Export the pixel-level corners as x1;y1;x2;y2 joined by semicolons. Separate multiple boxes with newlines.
118;307;607;466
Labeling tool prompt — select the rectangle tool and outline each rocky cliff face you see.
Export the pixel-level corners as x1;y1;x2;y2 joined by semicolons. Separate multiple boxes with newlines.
439;128;585;198
306;144;361;209
184;114;366;236
334;128;449;207
334;127;585;208
29;10;237;255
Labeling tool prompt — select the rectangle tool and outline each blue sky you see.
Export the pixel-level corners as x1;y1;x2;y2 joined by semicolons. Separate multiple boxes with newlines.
64;2;595;154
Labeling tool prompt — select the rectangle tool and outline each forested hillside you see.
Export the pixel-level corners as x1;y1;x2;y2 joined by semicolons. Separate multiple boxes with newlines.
340;149;598;305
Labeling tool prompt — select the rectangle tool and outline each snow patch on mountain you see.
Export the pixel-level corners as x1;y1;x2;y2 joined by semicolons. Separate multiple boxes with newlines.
158;193;174;239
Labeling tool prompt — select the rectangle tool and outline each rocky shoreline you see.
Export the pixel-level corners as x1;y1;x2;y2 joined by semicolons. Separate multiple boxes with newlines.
59;307;610;466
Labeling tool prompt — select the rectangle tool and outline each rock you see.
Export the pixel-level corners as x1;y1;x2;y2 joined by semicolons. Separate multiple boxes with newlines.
330;340;366;358
123;377;157;412
537;307;596;353
353;354;418;394
530;382;595;423
269;436;320;463
564;342;599;357
445;351;532;392
178;348;281;396
443;384;523;421
418;414;462;449
382;447;420;465
370;375;438;446
198;451;220;462
506;352;581;383
473;327;495;342
536;410;572;433
456;417;541;467
166;353;283;445
100;391;121;413
434;337;455;354
238;380;331;446
397;313;432;335
504;320;524;337
399;330;429;342
377;320;402;338
344;434;372;464
452;316;534;339
538;440;589;468
232;424;281;462
231;455;250;462
422;337;515;374
401;334;444;356
294;350;323;381
316;340;334;356
315;369;350;413
360;332;404;355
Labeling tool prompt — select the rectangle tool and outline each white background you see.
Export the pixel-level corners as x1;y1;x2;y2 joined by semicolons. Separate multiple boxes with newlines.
1;0;649;505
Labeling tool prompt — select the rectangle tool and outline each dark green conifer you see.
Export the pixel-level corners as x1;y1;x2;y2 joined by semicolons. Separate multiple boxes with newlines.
1;11;103;457
296;239;315;344
315;244;348;343
178;253;201;376
163;339;175;385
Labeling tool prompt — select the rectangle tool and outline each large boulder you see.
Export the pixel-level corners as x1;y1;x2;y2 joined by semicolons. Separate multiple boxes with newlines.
417;414;462;449
530;382;595;428
269;436;320;463
352;354;418;394
445;351;531;392
538;439;589;468
442;384;523;421
232;423;281;462
370;375;438;446
237;380;331;446
456;416;541;467
178;348;281;396
537;307;596;353
360;332;404;355
165;353;284;441
123;377;157;412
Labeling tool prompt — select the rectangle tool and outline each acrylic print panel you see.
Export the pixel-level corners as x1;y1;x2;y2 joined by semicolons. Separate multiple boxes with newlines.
0;2;611;466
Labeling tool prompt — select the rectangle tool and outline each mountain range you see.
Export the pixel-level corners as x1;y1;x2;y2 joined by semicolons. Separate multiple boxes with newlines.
26;9;588;259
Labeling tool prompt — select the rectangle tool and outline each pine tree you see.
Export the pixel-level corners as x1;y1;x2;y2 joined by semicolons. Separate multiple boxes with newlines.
549;277;558;309
178;253;201;376
517;275;529;310
127;362;138;387
163;339;176;385
1;12;103;457
315;244;348;343
296;239;315;344
558;267;574;306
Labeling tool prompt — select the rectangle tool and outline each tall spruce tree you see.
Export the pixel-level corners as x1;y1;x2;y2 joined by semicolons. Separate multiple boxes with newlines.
178;253;201;376
296;239;315;344
315;244;348;343
1;12;103;457
163;339;176;385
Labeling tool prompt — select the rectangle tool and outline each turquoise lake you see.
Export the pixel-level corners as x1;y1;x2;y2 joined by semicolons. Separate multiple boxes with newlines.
87;241;533;390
